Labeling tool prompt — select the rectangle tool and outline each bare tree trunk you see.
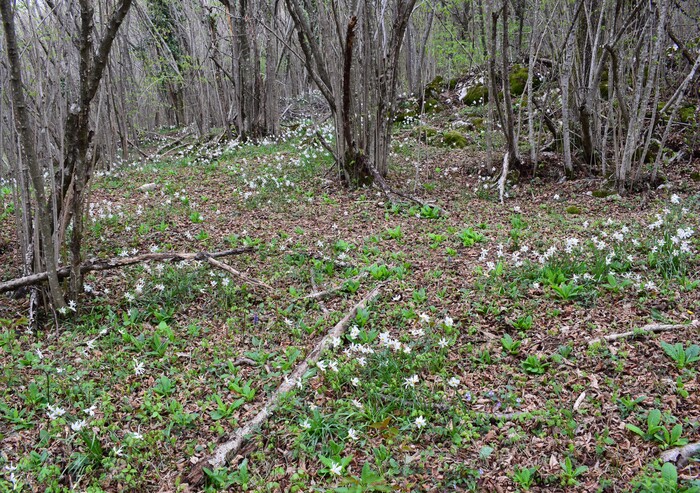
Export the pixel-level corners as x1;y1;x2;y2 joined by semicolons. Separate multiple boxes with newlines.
0;0;66;309
560;33;574;176
500;0;520;169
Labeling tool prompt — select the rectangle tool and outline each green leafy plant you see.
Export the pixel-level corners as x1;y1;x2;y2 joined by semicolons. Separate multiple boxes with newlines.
412;288;427;304
625;409;688;449
189;211;203;223
228;378;256;402
512;315;533;331
457;227;485;247
601;273;632;293
368;264;391;280
418;204;441;219
559;457;588;486
210;394;244;420
428;233;446;249
626;409;664;441
631;462;700;493
500;334;521;355
318;455;352;476
153;376;176;397
521;355;548;374
334;462;391;492
660;341;700;369
551;282;585;301
511;466;537;491
384;225;403;240
616;395;646;419
343;279;361;294
334;239;353;252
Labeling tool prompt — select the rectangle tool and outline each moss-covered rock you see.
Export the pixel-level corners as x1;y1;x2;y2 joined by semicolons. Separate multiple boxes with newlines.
509;65;529;96
592;189;615;198
565;205;582;214
394;108;418;124
463;84;488;106
411;126;438;143
424;76;444;99
441;131;468;148
470;117;485;131
424;97;443;113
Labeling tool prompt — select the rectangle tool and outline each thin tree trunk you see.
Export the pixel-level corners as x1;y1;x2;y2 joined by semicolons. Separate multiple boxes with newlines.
0;0;66;309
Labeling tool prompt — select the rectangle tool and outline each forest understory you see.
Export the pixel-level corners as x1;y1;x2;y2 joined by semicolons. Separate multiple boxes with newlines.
1;110;700;492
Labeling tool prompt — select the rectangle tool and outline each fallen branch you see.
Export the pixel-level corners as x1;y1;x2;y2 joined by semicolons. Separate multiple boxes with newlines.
309;269;329;315
155;131;192;156
301;271;368;301
232;357;257;366
0;247;253;294
205;256;273;292
480;410;544;422
369;165;446;216
587;320;699;345
186;285;384;486
660;442;700;467
498;151;509;204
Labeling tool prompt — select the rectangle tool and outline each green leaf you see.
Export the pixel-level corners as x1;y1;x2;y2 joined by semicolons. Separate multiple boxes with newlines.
670;424;683;443
479;445;494;459
660;462;677;485
625;423;645;437
647;409;662;428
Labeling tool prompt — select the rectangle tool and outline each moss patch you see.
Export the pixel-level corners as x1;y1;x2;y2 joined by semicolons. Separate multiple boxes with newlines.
592;189;615;198
463;84;488;106
509;65;529;96
424;76;444;99
679;105;696;123
566;205;582;214
411;126;439;144
441;130;468;148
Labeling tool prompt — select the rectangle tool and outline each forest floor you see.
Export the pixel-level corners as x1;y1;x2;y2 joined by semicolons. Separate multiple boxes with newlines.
1;119;700;492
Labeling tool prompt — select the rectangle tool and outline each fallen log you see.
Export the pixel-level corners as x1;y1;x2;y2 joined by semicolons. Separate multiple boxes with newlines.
587;320;699;345
0;247;253;294
186;284;384;486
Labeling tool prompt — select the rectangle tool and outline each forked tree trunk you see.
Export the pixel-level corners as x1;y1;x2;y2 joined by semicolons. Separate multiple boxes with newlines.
284;0;417;186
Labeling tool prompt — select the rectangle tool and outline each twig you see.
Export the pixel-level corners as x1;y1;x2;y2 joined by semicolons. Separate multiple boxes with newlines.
369;164;446;215
660;442;700;467
155;131;192;155
127;139;148;158
587;320;699;345
302;271;368;301
186;285;384;486
205;256;273;293
309;269;329;315
232;357;257;366
0;247;253;294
